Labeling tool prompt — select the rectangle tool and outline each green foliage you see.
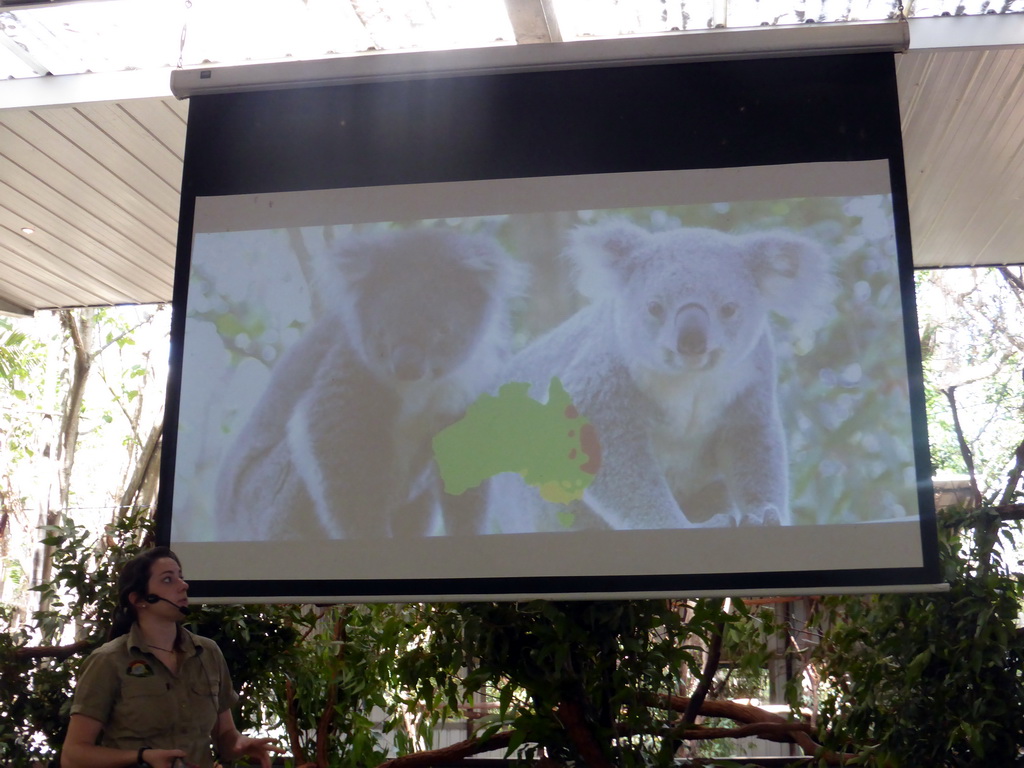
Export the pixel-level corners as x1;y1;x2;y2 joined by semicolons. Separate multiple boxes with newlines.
815;528;1024;767
0;507;825;768
186;603;302;734
1;509;440;768
1;507;150;764
1;315;44;462
222;602;437;767
32;512;146;645
393;599;741;767
12;505;1024;767
916;267;1024;498
0;316;30;382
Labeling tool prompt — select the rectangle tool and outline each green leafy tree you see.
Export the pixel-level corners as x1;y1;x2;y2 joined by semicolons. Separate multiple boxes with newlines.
809;265;1024;767
388;598;816;767
814;514;1024;766
918;266;1024;498
0;508;150;763
0;317;29;382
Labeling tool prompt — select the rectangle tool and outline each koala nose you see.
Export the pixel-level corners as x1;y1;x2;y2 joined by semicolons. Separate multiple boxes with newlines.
676;304;709;357
390;344;428;381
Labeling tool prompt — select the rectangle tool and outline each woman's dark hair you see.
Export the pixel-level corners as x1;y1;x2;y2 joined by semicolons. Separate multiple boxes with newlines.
109;546;181;640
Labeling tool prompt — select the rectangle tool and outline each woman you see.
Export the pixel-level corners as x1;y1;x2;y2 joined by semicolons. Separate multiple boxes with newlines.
61;547;281;768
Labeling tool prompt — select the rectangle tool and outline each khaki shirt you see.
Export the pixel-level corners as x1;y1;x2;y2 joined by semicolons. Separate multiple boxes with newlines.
70;624;239;768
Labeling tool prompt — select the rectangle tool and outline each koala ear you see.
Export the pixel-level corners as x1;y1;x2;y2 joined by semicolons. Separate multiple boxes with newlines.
745;231;837;342
565;220;650;300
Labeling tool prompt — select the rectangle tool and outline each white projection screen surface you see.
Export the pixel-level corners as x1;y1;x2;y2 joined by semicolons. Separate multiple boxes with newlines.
159;52;940;601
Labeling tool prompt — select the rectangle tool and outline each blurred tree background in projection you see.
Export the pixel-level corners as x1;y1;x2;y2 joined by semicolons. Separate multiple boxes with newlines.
185;203;916;532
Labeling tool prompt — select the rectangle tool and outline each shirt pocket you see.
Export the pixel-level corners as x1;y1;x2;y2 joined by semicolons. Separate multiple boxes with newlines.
186;674;221;730
114;676;172;740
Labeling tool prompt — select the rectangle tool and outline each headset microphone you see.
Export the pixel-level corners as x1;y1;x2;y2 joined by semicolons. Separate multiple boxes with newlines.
144;594;191;616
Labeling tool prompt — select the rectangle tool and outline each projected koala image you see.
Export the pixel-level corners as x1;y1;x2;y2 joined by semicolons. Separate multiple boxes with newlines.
482;221;836;533
215;227;525;540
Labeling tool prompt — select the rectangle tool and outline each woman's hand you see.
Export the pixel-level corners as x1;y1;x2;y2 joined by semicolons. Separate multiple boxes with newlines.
62;715;188;768
233;736;283;768
212;710;282;768
140;748;190;768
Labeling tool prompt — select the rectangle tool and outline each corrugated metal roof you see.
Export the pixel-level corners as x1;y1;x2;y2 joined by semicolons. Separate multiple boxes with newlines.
0;2;1022;314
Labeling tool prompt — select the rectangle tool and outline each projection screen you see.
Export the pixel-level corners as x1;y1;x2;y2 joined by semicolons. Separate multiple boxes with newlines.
158;50;940;601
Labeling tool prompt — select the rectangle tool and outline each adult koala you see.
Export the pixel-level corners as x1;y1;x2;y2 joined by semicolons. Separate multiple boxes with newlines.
217;226;526;540
489;220;835;532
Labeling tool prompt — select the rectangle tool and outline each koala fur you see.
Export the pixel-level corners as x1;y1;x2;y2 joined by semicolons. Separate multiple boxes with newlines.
488;220;834;532
217;227;525;540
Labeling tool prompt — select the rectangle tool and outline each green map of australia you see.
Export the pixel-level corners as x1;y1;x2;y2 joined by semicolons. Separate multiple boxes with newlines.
432;377;601;504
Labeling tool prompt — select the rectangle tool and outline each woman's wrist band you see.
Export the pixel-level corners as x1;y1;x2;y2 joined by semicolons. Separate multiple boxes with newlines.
137;746;150;766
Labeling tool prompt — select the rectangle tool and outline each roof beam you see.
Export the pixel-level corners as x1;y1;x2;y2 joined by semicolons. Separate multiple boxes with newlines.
0;24;49;75
0;67;172;111
504;0;562;44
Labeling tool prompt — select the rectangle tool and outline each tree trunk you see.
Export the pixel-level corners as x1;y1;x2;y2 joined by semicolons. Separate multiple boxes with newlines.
34;311;94;613
117;421;163;531
58;309;94;511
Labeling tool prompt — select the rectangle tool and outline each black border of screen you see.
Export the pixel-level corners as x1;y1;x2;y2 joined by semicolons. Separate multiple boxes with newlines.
158;51;941;601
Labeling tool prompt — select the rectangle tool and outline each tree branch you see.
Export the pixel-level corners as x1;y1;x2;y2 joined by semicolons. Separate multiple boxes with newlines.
682;611;725;726
667;720;813;742
375;730;513;768
555;697;615;768
344;690;853;768
940;503;1024;528
10;639;93;661
997;438;1024;508
641;693;838;761
118;422;162;515
997;266;1024;296
316;608;350;768
941;386;984;509
283;678;307;766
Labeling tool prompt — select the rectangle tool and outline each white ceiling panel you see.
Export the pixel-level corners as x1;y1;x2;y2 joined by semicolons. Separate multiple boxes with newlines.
0;97;185;313
898;45;1024;268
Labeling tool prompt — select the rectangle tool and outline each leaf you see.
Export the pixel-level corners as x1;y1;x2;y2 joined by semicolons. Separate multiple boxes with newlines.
504;726;529;756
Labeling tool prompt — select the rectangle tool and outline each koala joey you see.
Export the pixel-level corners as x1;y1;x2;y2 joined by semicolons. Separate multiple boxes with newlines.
488;220;834;533
217;227;525;540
